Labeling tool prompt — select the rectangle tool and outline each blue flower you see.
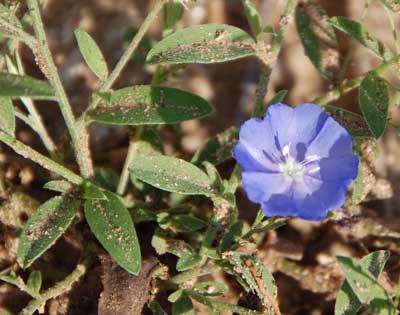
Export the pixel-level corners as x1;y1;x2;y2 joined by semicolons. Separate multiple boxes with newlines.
233;103;359;221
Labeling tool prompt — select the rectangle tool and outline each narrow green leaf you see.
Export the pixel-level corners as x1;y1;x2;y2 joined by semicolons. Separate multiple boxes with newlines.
82;180;108;200
242;0;263;38
267;90;288;106
194;282;229;296
337;256;390;305
130;155;212;195
162;1;184;35
17;195;80;268
329;17;394;60
359;72;390;139
147;24;256;64
296;3;339;80
75;29;109;81
43;180;73;193
322;105;373;137
0;96;15;135
379;0;400;14
169;289;185;303
89;86;213;126
172;296;195;315
359;250;390;278
0;73;53;98
191;126;238;166
26;271;42;294
84;191;141;274
220;221;244;252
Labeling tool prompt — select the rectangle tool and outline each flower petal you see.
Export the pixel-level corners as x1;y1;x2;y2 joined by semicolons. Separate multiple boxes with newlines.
287;104;330;160
242;172;290;204
306;155;359;182
293;176;350;221
233;118;281;172
306;115;354;158
264;103;294;151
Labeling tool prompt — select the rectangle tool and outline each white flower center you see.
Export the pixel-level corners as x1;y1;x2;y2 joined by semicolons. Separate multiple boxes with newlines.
280;157;305;180
279;144;321;180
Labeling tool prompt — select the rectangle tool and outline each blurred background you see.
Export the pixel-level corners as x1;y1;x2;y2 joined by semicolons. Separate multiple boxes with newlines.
1;1;400;314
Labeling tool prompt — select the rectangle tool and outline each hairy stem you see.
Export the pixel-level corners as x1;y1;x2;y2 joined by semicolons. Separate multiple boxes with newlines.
20;261;88;315
253;0;297;117
0;130;82;185
26;0;93;177
314;54;400;105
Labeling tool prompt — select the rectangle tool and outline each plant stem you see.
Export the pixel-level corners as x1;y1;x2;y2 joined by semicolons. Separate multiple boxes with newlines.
253;0;297;117
20;261;88;315
26;0;93;178
314;54;400;105
6;53;57;156
0;130;82;185
116;128;143;195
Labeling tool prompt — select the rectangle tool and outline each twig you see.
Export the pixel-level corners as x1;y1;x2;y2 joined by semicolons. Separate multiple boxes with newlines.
26;0;93;177
0;130;82;185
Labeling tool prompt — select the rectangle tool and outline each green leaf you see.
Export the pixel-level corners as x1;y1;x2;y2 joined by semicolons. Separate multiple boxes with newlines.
227;252;278;303
157;213;207;233
147;24;256;64
84;191;141;275
337;256;390;305
335;251;390;315
220;221;244;252
296;3;339;80
0;96;15;135
75;29;108;81
267;90;288;106
0;73;53;98
194;282;229;296
130;155;212;195
17;195;80;268
26;271;42;295
169;289;185;303
89;86;213;126
176;252;202;271
322;105;373;137
242;0;263;38
359;72;390;139
162;1;184;35
379;0;400;14
172;296;194;315
43;180;73;193
329;17;394;60
82;180;108;200
191;126;238;166
94;168;120;192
